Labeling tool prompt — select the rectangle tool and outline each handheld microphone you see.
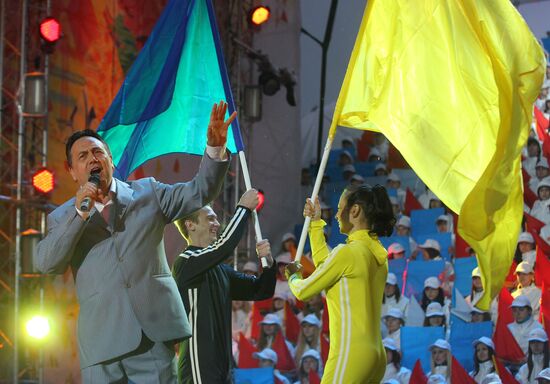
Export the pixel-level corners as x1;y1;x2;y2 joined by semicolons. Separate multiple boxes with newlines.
80;170;101;212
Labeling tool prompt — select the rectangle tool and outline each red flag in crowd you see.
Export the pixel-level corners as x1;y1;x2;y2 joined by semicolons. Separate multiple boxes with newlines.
540;283;550;333
524;186;539;209
494;288;525;363
451;356;476;383
494;356;520;384
320;333;329;366
535;106;550;141
525;213;546;236
249;304;264;341
322;298;330;336
409;359;428;384
404;188;423;216
308;370;321;384
533;233;550;288
272;331;296;372
284;302;300;344
237;332;258;368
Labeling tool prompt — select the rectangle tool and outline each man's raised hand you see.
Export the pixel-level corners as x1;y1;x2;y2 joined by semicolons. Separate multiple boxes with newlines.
207;101;237;147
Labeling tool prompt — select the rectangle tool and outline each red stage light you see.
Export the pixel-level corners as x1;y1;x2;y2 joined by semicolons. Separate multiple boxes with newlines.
32;169;55;194
39;17;61;43
250;6;271;26
257;190;265;211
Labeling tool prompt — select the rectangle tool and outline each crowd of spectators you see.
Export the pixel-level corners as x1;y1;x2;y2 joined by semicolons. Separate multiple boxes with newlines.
227;63;550;383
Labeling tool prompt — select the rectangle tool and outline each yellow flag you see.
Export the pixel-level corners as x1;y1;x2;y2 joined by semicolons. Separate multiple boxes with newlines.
331;0;545;309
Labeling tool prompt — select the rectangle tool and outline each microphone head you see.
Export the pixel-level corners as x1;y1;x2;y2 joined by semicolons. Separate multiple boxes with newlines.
88;170;101;185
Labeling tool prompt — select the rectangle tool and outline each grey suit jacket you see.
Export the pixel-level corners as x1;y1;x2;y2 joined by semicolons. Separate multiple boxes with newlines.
36;153;229;368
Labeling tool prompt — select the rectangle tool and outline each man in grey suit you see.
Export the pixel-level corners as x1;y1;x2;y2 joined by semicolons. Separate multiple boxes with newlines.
36;101;235;383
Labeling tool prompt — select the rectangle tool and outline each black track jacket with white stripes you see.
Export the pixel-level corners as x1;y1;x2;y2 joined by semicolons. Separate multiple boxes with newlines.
173;205;276;384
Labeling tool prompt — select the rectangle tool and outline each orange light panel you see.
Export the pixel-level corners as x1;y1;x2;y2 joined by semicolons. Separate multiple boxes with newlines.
32;169;55;194
251;6;270;26
40;18;61;43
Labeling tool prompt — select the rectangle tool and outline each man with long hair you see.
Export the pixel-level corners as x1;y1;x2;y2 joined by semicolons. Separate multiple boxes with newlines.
286;185;395;382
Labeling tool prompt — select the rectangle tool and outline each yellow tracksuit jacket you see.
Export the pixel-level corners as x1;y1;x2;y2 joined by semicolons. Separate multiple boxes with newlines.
288;220;388;383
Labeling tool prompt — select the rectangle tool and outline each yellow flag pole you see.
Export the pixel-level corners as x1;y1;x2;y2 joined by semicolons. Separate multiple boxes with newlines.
295;124;337;263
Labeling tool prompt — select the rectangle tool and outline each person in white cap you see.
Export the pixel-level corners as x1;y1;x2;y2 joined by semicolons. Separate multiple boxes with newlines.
253;348;291;384
293;349;323;384
512;261;542;319
435;215;451;234
395;215;418;251
342;164;356;181
535;81;550;111
508;295;544;355
418;239;455;297
427;339;452;383
242;260;259;277
294;314;322;366
389;196;402;217
387;172;406;208
375;163;389;177
418;239;443;261
465;267;485;306
388;243;406;260
417;188;436;210
372;132;390;161
470;337;499;383
471;306;492;323
338;150;354;167
523;138;542;178
516;232;537;266
530;176;550;224
424;302;446;328
274;252;294;305
257;313;296;357
382;272;410;321
383;308;405;349
536;367;550;383
271;285;289;326
529;158;550;196
421;276;451;327
350;173;366;187
381;337;411;384
368;146;383;162
516;328;549;384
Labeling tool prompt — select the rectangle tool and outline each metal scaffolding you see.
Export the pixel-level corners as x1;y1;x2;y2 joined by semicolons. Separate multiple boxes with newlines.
0;0;50;382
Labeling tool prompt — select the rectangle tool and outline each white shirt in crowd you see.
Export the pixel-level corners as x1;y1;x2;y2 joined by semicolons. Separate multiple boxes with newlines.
427;366;450;384
512;284;542;320
516;354;546;384
530;198;550;225
508;317;544;356
382;295;410;321
469;361;499;384
382;363;411;384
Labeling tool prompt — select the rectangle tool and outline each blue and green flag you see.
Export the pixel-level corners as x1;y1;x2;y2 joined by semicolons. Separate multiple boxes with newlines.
97;0;243;180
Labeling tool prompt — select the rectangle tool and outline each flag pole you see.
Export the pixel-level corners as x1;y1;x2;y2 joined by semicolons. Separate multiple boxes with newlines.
238;151;268;268
295;134;335;263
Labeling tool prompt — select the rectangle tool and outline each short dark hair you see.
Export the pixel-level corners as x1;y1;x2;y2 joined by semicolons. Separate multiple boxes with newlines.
65;129;110;166
174;207;207;240
342;184;396;237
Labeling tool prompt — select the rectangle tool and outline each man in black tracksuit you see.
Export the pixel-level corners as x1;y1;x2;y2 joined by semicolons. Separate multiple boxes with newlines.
173;189;276;383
